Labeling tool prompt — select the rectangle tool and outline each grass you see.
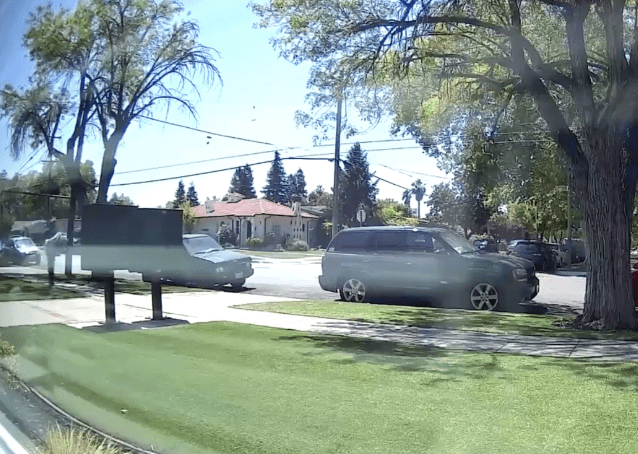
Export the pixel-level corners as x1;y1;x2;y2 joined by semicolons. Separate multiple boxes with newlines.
41;427;124;454
237;300;638;340
0;275;206;301
0;276;85;302
3;322;638;453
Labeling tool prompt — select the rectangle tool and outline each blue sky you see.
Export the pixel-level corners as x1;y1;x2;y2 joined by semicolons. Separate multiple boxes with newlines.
0;0;451;210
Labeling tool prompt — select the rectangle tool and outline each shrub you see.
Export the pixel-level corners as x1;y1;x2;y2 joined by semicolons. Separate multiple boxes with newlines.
0;337;14;358
246;237;263;249
264;231;280;246
286;239;309;251
217;224;238;246
42;427;124;454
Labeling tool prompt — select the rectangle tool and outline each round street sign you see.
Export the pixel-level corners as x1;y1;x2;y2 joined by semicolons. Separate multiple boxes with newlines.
356;209;366;223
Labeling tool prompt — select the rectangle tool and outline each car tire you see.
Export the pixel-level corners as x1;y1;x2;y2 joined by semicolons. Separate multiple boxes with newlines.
341;278;367;303
230;279;246;289
468;283;499;311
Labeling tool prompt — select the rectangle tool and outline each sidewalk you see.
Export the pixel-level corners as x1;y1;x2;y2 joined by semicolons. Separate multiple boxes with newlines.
48;291;638;362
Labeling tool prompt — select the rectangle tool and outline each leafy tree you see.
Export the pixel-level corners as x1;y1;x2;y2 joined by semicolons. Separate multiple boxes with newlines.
186;181;200;207
228;168;242;194
253;0;638;329
374;199;418;226
401;189;411;207
410;179;426;219
8;0;221;204
294;168;307;202
427;179;493;239
238;165;257;199
307;185;333;207
262;151;288;203
108;192;135;206
339;143;378;225
286;168;308;204
173;180;186;208
180;201;196;234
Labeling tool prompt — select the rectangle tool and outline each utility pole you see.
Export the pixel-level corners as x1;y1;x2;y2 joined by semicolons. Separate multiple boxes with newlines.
331;96;343;239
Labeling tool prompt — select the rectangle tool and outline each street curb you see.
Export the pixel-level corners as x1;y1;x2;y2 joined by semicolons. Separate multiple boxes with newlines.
0;363;158;454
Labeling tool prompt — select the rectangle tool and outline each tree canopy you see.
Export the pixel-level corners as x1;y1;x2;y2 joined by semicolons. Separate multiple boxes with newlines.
253;0;638;329
340;143;378;225
262;151;288;203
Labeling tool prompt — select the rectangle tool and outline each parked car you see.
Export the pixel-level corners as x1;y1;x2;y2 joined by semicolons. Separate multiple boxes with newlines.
548;243;570;268
0;236;41;266
509;241;555;271
318;226;539;311
561;239;587;263
473;238;499;253
632;262;638;306
141;234;254;289
45;232;79;253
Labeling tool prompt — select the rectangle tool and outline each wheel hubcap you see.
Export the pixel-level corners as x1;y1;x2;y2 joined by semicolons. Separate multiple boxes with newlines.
343;279;365;303
470;283;498;310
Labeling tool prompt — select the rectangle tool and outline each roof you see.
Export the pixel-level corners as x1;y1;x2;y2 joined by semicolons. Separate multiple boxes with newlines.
337;226;451;233
194;199;317;218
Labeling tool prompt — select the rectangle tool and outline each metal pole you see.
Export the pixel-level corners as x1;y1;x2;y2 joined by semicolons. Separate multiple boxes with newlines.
331;96;343;239
567;170;572;269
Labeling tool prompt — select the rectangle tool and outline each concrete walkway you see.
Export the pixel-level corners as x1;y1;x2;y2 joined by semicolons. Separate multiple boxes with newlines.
2;287;632;362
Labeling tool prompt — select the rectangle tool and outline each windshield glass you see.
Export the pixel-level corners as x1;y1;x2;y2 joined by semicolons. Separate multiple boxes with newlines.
437;231;476;254
183;236;222;255
14;239;35;249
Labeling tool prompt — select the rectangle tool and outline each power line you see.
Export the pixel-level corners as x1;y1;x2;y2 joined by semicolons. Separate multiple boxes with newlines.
136;115;277;147
313;138;418;148
373;175;409;190
117;146;301;175
110;155;336;187
377;163;452;180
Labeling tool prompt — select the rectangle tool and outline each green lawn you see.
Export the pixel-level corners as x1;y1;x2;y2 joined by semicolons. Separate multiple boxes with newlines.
3;322;638;453
0;276;85;301
237;300;638;340
0;275;205;301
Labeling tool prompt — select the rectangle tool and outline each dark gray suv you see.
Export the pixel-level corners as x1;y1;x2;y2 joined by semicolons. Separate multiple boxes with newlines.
318;227;539;311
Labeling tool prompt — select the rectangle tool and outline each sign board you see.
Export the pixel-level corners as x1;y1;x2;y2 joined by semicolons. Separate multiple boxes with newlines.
356;209;367;224
81;204;184;274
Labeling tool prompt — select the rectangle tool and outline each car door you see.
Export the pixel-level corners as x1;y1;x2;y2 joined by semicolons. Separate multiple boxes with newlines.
404;231;453;293
374;230;411;293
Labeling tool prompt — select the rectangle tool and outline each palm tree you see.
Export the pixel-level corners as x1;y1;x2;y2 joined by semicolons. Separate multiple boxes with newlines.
402;189;412;207
411;179;426;219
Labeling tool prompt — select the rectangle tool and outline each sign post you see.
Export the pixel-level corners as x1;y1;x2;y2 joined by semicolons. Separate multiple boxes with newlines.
356;209;366;227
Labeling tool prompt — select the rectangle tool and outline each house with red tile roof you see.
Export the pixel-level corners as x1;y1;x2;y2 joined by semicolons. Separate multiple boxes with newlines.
193;197;318;247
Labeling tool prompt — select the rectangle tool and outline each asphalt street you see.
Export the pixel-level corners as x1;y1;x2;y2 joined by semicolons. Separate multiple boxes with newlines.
6;251;587;312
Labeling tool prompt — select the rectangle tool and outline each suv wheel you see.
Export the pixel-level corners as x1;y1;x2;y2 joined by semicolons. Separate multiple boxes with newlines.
341;278;367;303
230;279;246;289
469;283;499;311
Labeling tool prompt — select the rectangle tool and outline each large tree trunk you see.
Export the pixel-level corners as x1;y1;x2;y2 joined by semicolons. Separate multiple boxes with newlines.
96;131;123;204
580;134;637;330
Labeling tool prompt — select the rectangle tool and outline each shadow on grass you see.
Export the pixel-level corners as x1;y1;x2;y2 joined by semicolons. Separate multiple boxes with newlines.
537;357;638;392
81;317;190;334
0;276;85;301
277;332;506;381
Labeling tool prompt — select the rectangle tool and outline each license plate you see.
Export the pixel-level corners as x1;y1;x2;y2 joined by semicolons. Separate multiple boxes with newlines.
235;272;243;279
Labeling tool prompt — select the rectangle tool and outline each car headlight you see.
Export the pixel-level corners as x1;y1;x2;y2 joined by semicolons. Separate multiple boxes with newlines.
513;268;527;280
216;267;225;273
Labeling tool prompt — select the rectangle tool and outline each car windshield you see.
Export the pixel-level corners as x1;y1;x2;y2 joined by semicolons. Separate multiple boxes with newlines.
438;231;476;254
183;235;222;255
14;239;35;249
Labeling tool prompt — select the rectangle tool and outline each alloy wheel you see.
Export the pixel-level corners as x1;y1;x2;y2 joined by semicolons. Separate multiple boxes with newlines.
342;279;366;303
470;283;499;311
